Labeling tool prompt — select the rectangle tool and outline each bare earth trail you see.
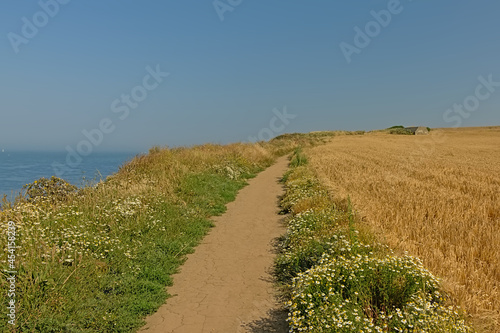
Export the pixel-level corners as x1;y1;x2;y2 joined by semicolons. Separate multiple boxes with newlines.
140;156;290;333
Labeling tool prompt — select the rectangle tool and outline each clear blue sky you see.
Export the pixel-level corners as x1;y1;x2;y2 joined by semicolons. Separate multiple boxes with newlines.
1;1;499;152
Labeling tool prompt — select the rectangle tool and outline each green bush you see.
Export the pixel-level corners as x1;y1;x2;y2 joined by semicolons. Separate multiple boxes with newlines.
287;255;472;332
276;227;373;284
23;176;78;204
389;128;413;135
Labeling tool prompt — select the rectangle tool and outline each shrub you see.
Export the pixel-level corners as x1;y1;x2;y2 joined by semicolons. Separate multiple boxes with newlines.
276;226;373;283
23;176;77;204
287;254;473;332
389;128;413;135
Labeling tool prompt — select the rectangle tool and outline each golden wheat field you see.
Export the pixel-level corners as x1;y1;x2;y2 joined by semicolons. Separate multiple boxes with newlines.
308;127;500;332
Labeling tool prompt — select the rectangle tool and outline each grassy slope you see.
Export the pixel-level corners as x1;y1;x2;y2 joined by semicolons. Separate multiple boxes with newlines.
0;145;271;332
0;133;339;332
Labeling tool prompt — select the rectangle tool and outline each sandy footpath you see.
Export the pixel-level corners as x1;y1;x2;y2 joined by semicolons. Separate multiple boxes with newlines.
140;156;289;333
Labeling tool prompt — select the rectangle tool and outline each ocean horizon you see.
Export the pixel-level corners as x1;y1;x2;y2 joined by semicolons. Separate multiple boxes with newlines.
0;151;140;202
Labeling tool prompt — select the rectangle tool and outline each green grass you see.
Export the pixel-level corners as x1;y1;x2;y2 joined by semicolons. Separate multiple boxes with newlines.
289;147;308;168
177;173;248;217
5;175;249;332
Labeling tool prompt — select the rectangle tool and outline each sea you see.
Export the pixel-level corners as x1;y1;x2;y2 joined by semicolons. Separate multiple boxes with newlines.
0;151;139;203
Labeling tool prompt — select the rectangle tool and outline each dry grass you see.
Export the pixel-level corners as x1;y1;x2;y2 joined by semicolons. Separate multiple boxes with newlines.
307;126;500;332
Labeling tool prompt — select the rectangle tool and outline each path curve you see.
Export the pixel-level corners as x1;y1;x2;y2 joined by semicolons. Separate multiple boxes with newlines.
140;156;289;333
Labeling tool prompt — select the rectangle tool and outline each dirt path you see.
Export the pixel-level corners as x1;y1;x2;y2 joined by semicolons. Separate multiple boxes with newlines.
140;156;289;333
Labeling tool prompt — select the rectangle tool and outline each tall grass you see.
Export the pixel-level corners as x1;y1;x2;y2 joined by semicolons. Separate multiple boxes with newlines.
308;127;500;332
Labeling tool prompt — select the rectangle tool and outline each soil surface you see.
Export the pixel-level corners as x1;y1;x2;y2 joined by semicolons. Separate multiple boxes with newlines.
140;156;289;333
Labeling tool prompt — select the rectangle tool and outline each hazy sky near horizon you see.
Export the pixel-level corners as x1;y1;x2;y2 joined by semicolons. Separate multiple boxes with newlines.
1;1;499;152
